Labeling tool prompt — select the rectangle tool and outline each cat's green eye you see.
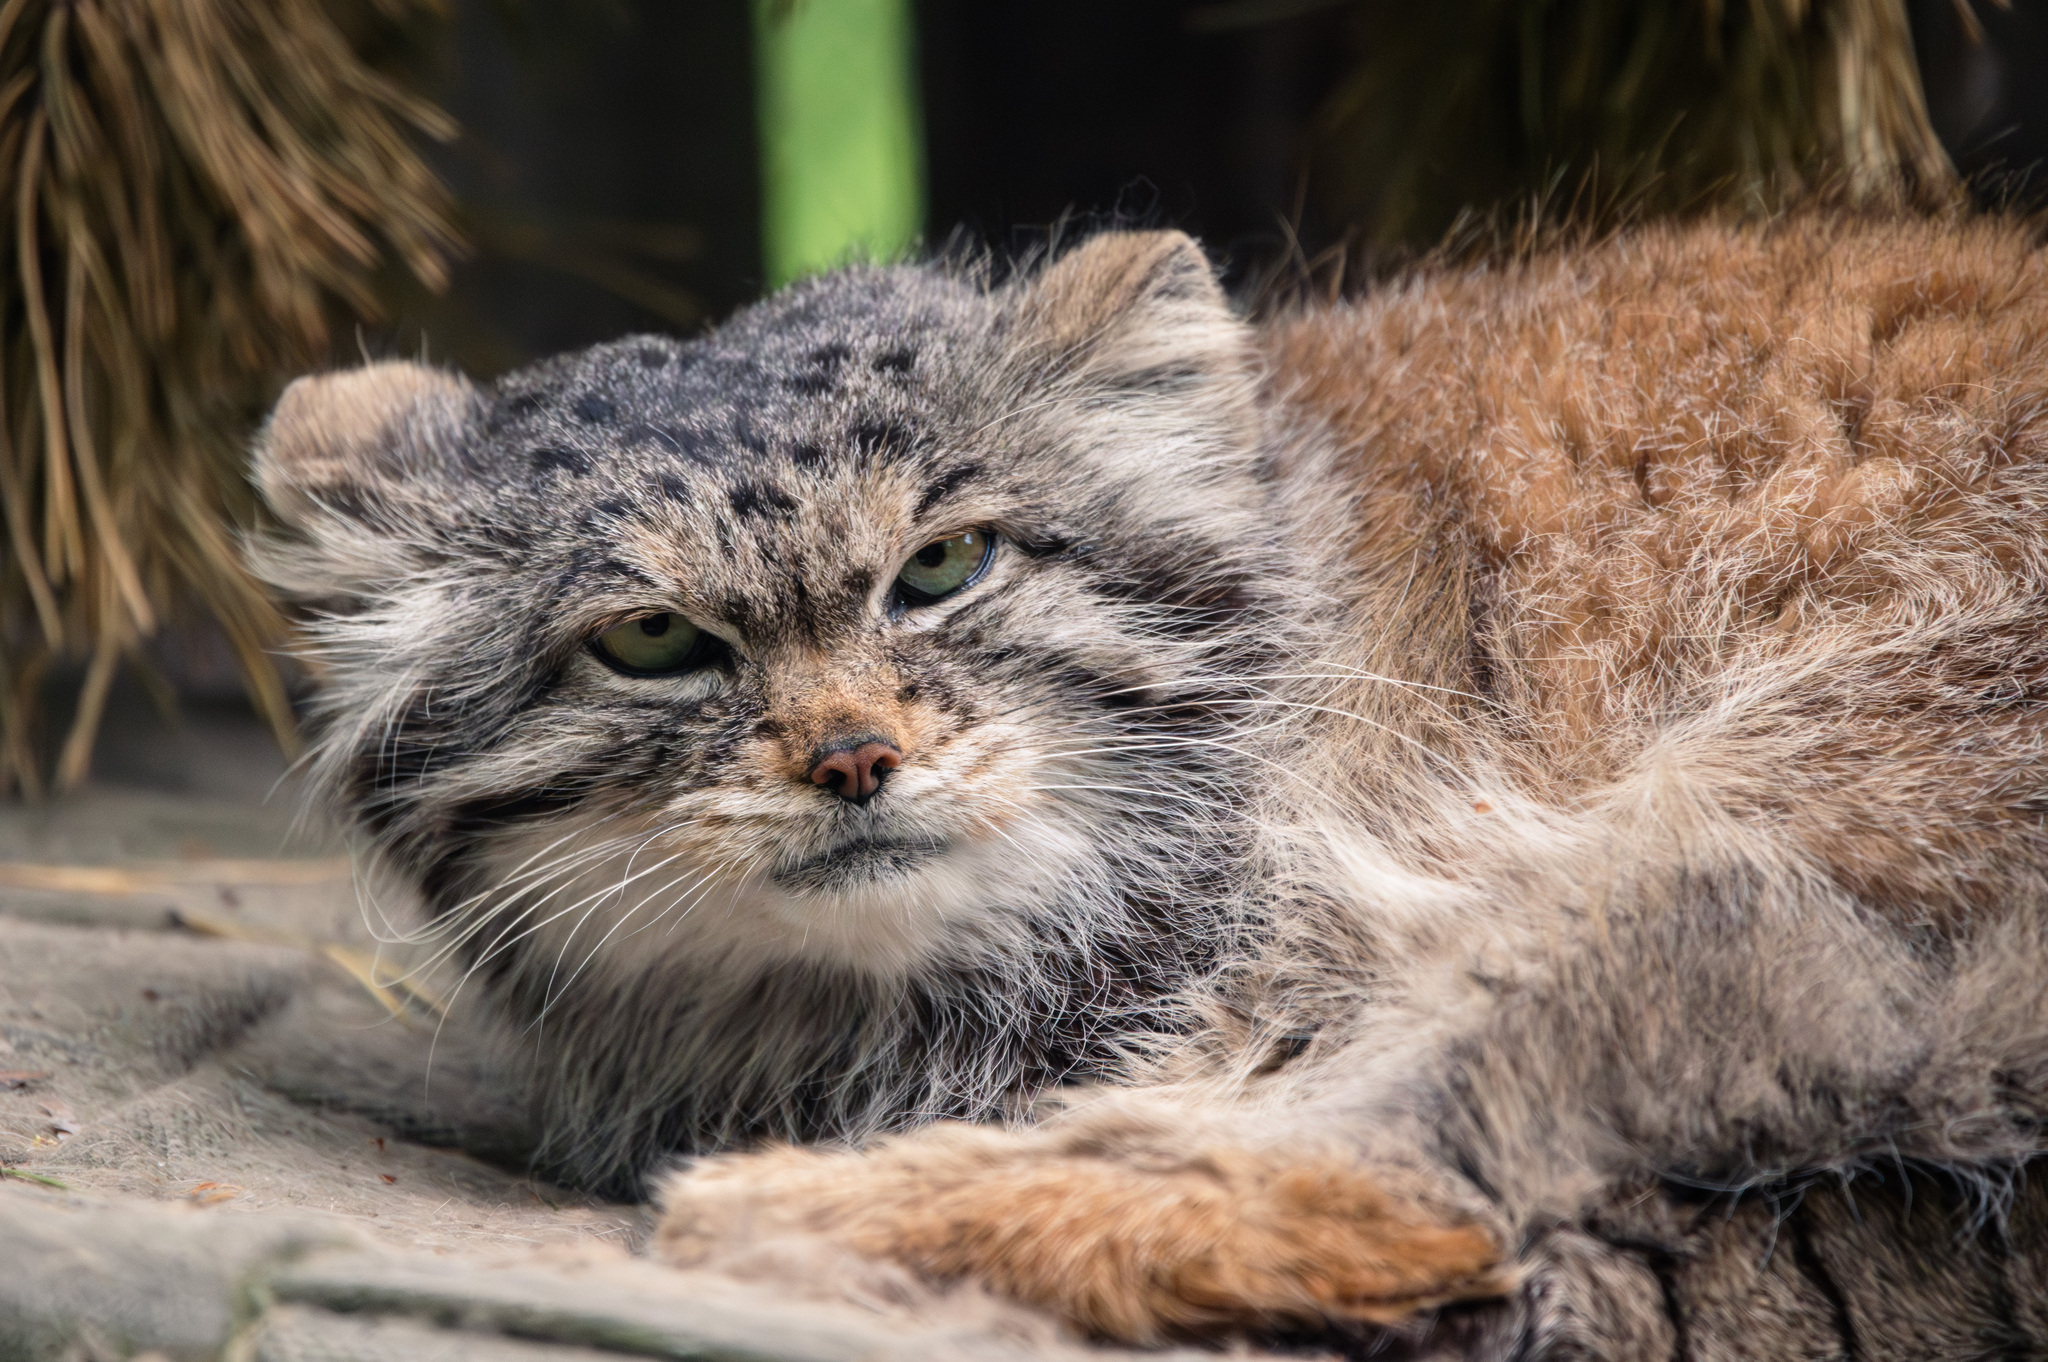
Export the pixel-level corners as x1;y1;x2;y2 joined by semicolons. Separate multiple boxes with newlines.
592;613;712;675
896;531;993;605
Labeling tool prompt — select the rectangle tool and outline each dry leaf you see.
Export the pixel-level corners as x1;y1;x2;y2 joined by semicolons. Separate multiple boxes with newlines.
37;1098;79;1138
184;1179;241;1206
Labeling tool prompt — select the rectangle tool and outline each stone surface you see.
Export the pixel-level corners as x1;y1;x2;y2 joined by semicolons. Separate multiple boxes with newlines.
0;1185;1200;1362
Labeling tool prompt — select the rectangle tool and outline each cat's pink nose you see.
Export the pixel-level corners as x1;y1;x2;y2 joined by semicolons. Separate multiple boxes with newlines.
808;739;902;803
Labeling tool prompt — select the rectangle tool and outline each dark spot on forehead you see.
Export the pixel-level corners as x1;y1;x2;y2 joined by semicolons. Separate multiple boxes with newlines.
656;472;691;504
594;496;634;519
572;393;615;424
849;416;914;461
729;481;798;520
637;345;670;368
874;348;916;375
530;446;591;477
792;442;827;468
914;463;982;518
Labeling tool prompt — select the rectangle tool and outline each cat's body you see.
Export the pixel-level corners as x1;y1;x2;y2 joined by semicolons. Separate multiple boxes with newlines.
256;215;2048;1357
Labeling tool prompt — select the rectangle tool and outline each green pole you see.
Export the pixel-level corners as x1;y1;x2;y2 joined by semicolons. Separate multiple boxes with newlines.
753;0;926;288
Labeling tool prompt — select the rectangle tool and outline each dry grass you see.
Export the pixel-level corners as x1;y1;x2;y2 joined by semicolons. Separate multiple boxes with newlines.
0;0;461;794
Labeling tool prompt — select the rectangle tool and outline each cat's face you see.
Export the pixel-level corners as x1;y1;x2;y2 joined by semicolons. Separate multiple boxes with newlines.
253;233;1290;989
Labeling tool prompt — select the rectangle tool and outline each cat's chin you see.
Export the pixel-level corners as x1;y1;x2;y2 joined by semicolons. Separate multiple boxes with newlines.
727;833;1048;975
768;835;951;895
481;809;1097;981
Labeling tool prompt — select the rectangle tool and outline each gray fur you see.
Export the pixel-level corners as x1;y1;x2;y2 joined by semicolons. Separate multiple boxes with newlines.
256;218;2048;1357
253;240;1288;1196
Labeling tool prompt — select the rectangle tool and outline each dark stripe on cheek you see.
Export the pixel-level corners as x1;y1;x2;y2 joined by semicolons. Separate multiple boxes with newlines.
348;690;456;798
447;786;592;835
417;851;485;919
1052;665;1151;710
1089;562;1262;634
1009;532;1074;558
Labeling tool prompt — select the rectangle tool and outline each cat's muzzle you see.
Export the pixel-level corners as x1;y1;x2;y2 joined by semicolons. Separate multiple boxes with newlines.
770;834;950;894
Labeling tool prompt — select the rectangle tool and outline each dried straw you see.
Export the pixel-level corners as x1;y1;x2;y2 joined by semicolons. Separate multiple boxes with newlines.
0;0;461;794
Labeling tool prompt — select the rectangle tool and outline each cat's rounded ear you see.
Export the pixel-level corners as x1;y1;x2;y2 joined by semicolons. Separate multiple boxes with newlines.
254;360;478;532
250;360;480;602
1005;231;1253;394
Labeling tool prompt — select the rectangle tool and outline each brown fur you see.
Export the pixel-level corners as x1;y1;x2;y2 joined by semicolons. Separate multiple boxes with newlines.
1276;214;2048;920
657;216;2048;1354
756;653;929;781
655;1111;1511;1343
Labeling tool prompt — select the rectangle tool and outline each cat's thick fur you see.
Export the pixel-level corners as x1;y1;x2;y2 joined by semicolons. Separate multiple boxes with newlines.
253;239;1281;1191
256;215;2048;1357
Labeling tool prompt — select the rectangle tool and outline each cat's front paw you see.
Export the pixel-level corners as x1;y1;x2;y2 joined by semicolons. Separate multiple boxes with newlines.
653;1117;1514;1343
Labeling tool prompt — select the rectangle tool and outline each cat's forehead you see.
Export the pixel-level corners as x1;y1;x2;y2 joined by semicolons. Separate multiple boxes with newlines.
480;267;989;487
469;269;1014;640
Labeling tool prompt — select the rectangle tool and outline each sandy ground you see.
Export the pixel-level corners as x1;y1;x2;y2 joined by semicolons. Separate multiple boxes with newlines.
0;700;634;1258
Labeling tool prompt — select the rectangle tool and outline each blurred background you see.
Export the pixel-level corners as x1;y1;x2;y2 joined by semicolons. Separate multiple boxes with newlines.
1;0;2045;798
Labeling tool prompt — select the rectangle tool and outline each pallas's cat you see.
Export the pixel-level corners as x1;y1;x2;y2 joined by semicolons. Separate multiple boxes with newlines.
255;217;2048;1356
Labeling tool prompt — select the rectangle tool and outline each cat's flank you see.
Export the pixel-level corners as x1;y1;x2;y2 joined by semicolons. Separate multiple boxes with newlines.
255;217;2048;1356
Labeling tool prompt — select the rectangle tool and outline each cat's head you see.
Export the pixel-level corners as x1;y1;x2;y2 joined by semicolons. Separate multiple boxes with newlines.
251;232;1297;990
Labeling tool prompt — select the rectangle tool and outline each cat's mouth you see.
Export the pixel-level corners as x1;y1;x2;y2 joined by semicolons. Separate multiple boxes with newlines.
770;835;950;895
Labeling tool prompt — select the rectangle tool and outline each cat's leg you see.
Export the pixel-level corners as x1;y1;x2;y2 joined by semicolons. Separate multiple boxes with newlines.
655;839;2048;1352
654;1100;1515;1343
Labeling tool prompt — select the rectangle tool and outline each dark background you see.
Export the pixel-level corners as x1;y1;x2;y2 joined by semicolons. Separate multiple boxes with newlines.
395;0;2048;378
